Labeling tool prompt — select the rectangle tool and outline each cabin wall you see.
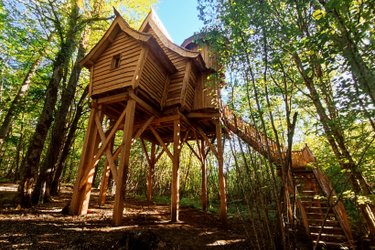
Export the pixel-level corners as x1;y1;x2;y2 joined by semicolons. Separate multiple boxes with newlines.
165;55;186;107
199;45;217;70
91;32;142;96
138;50;168;104
145;27;187;108
183;63;198;111
193;71;219;110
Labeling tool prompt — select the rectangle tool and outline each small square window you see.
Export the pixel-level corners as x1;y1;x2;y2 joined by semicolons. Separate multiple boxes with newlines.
111;54;121;69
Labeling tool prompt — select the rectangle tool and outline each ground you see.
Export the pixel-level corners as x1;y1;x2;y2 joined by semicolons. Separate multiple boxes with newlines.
0;183;251;249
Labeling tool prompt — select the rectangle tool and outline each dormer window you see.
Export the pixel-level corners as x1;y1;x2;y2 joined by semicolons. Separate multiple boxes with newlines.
111;54;121;69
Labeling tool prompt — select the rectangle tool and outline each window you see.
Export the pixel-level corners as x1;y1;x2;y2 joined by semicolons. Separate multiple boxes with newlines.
111;54;121;69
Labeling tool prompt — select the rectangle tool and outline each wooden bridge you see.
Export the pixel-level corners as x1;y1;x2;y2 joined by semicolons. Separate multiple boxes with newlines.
70;10;355;248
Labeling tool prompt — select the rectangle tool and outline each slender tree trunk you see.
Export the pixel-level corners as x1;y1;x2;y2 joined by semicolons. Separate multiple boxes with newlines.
18;4;80;207
0;55;43;148
32;36;87;204
317;2;375;104
293;52;375;236
50;85;88;195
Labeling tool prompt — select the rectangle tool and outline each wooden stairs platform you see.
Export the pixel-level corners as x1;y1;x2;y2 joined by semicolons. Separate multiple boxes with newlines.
221;106;355;249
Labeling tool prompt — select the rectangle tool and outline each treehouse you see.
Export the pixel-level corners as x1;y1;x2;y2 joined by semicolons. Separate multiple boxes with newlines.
70;10;226;226
70;9;355;248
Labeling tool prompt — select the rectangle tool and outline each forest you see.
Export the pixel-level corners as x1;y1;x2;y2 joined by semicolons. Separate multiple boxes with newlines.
0;0;374;249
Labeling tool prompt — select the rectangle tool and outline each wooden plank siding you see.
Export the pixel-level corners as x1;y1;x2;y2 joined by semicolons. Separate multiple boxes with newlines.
137;50;169;104
91;32;143;96
145;27;190;108
193;72;218;110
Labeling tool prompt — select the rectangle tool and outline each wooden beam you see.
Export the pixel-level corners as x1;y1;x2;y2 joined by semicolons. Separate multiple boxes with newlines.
94;107;127;163
99;138;114;206
133;116;154;140
200;139;208;212
151;115;180;126
97;92;129;105
155;147;165;162
112;144;122;161
178;113;218;157
88;113;118;187
216;121;227;221
160;76;170;109
129;91;161;116
113;99;136;226
147;143;156;203
70;104;102;215
149;126;173;160
185;141;201;162
140;138;152;166
197;126;218;158
132;46;149;88
89;66;93;97
180;61;192;107
171;118;181;222
186;112;220;119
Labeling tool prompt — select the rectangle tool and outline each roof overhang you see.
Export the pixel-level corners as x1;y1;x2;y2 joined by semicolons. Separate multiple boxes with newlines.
139;10;208;71
80;14;176;73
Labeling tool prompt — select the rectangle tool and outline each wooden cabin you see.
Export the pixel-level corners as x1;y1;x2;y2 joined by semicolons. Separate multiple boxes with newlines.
81;11;220;114
70;10;227;226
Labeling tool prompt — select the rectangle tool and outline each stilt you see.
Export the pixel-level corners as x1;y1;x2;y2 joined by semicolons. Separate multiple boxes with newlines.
113;99;136;226
200;139;208;212
216;121;227;221
147;143;156;203
70;103;102;215
99;138;114;206
171;118;181;222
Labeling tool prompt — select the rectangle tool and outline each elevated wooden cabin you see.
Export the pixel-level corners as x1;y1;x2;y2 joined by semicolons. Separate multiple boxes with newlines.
70;10;227;226
81;11;219;112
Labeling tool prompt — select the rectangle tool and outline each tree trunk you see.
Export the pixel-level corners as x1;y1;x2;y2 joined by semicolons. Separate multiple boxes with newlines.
293;52;375;236
18;4;80;207
32;36;87;204
50;85;88;195
0;55;43;148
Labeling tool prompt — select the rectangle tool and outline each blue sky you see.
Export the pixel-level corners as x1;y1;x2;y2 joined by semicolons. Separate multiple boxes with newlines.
153;0;204;45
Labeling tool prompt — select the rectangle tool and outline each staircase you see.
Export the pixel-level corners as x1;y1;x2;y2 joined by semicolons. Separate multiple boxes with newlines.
294;169;353;248
221;106;355;248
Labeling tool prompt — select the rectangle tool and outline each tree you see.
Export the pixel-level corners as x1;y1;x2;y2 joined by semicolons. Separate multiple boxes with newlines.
19;0;82;207
198;0;375;242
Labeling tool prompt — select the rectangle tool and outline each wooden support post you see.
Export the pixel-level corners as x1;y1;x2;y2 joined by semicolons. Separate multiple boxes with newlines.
70;104;102;215
171;118;181;222
200;139;208;212
216;121;227;221
113;99;136;226
99;138;115;206
147;143;156;203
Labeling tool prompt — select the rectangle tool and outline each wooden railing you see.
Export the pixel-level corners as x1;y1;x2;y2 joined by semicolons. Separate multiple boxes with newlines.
221;106;315;168
221;106;354;247
313;166;354;246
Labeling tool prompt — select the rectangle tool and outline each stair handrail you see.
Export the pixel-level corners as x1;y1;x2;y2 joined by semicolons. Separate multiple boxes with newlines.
312;167;354;246
221;106;354;246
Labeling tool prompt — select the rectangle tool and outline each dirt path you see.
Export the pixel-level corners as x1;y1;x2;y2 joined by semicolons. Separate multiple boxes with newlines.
0;184;251;249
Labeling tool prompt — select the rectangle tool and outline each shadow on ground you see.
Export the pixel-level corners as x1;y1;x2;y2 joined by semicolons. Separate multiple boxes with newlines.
0;184;252;249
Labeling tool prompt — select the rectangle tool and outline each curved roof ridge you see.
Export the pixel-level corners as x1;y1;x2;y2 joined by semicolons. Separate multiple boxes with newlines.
139;10;201;59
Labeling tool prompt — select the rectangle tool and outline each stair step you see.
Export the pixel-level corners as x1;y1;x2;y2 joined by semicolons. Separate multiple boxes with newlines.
304;206;330;211
311;233;347;244
312;240;351;249
311;232;346;238
300;195;327;201
309;225;344;234
306;214;336;221
308;218;340;226
301;190;316;193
